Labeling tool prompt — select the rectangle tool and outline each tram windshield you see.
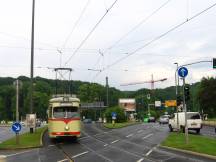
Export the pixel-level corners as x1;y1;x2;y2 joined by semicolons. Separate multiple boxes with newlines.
53;107;79;118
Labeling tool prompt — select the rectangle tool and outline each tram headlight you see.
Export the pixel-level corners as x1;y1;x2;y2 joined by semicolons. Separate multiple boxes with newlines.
65;125;69;131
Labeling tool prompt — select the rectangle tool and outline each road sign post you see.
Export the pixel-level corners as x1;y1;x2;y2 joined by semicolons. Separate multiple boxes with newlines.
12;122;22;145
111;112;117;127
178;67;189;144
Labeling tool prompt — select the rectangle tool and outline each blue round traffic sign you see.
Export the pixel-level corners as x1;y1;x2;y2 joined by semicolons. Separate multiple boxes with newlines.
12;122;22;133
178;67;188;78
111;112;117;117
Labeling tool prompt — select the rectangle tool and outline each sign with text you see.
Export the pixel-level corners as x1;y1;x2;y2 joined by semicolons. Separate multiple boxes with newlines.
155;101;161;107
165;100;177;107
26;114;36;128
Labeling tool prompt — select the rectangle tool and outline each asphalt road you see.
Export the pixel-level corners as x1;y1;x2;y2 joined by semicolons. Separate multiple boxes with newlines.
0;123;215;162
0;126;29;143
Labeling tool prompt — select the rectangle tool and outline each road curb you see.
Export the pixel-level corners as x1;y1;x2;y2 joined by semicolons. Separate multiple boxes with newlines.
40;127;48;146
159;145;216;160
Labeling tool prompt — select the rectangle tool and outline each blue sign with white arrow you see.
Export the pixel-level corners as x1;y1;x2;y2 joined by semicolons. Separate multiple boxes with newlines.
178;67;188;78
12;122;22;133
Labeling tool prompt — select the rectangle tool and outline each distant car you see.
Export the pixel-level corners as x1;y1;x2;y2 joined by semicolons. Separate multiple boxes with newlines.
159;115;169;124
83;119;92;123
148;117;156;122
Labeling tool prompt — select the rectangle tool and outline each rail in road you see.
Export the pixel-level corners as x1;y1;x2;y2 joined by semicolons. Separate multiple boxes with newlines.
0;123;215;162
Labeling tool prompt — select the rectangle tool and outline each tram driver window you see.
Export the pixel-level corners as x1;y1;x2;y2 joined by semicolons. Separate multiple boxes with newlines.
53;108;65;118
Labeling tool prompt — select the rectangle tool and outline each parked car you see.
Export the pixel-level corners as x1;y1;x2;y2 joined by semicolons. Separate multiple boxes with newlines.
169;112;202;134
159;115;169;124
83;119;92;123
148;117;156;122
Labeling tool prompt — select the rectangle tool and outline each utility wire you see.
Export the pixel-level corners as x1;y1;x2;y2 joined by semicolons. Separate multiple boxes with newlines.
104;0;171;52
61;0;91;50
64;0;118;66
102;2;216;72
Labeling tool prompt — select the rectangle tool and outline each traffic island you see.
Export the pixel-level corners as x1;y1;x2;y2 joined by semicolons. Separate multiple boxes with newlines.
103;121;140;129
161;132;216;159
0;126;47;149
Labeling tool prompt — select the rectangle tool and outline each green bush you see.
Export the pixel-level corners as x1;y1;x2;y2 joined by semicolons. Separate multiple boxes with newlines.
104;106;127;123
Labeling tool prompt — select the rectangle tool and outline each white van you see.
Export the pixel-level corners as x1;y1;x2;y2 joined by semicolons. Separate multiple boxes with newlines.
169;112;202;134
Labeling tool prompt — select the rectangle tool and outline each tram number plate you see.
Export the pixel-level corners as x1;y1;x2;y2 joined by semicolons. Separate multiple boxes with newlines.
64;132;70;135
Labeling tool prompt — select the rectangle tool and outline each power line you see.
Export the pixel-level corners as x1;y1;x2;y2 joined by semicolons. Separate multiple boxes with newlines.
61;0;91;50
104;0;171;52
64;0;118;66
102;2;216;72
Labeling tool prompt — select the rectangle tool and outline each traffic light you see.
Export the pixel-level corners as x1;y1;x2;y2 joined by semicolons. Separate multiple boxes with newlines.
213;58;216;69
184;85;190;101
177;96;182;106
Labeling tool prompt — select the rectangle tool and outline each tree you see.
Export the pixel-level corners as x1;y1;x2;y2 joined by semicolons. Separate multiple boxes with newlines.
197;77;216;118
104;106;126;123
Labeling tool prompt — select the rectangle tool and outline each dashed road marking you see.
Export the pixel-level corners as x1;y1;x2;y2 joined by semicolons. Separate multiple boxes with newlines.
57;159;68;162
6;149;36;157
48;144;55;147
111;140;119;144
104;144;108;147
137;130;143;133
126;134;133;138
142;133;153;139
72;151;89;158
137;158;144;162
0;155;7;159
145;149;153;156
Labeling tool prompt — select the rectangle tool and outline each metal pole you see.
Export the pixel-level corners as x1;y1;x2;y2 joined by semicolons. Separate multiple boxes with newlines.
106;76;109;107
16;80;19;145
174;63;179;132
16;80;19;122
183;78;188;144
30;0;35;134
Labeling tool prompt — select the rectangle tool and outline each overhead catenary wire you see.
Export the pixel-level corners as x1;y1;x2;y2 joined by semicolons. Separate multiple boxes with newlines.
64;0;118;66
101;2;216;72
61;0;91;50
104;0;171;52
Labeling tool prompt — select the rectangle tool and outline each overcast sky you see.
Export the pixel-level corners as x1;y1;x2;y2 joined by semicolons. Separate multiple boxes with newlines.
0;0;215;90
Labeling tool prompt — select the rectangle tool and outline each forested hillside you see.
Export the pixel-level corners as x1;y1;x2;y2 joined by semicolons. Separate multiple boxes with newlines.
0;76;215;121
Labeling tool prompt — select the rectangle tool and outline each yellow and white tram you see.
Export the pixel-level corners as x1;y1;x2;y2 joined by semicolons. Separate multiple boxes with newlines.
47;95;81;139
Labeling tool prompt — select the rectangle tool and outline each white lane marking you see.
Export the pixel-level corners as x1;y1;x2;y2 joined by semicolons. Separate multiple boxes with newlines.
57;159;68;162
145;145;158;156
72;151;89;158
104;144;108;147
111;140;119;144
146;149;153;156
6;149;35;157
126;134;133;138
137;130;143;133
137;158;144;162
0;155;7;159
142;133;153;139
48;144;55;147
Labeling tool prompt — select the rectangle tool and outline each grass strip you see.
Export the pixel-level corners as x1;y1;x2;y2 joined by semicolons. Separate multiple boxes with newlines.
104;122;140;129
0;126;47;149
161;132;216;156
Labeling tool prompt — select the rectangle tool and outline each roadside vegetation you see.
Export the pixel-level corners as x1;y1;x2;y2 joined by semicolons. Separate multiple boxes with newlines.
161;132;216;156
0;76;215;123
104;121;139;129
0;126;47;149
